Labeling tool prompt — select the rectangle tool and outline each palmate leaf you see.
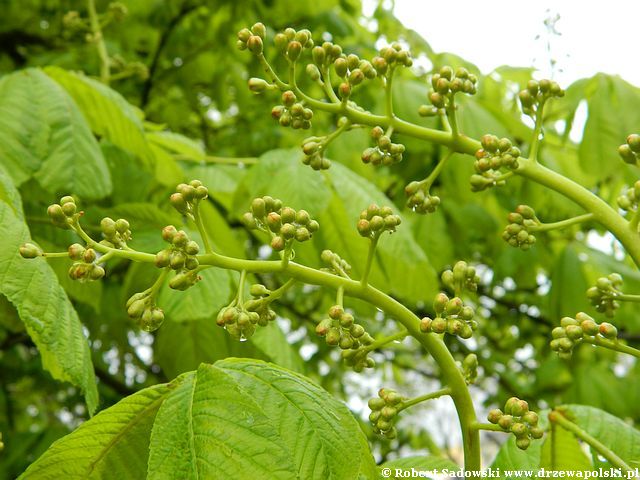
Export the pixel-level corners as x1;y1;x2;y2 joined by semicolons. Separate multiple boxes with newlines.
0;166;98;413
44;66;154;166
22;359;377;479
0;68;111;199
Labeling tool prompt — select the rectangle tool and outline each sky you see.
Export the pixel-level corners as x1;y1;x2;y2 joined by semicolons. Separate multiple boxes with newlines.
388;0;640;88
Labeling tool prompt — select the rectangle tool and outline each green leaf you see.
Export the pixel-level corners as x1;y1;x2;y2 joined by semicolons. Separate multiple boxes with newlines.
380;456;460;479
0;181;98;413
20;383;171;479
0;68;110;198
158;268;233;323
490;436;543;474
250;321;305;373
216;359;377;479
548;245;590;321
563;404;640;467
579;74;640;179
147;365;296;479
540;421;592;470
154;318;268;379
44;66;153;166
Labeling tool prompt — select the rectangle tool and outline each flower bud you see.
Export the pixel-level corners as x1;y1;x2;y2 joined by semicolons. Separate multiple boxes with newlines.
248;77;270;93
19;243;43;259
247;35;263;55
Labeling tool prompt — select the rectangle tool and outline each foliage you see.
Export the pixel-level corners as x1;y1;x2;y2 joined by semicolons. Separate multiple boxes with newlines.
2;0;640;478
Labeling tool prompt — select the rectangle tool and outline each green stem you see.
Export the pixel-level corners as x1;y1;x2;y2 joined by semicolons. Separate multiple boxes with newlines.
361;235;379;287
385;68;395;119
87;0;110;84
196;250;481;469
173;154;258;165
236;270;247;305
257;53;288;89
446;95;459;138
613;293;640;303
422;149;454;190
471;422;505;433
362;329;409;353
192;202;213;254
73;222;155;263
336;286;344;306
399;387;452;412
549;410;633;473
265;278;297;303
41;252;69;258
281;242;293;268
528;100;546;162
529;213;594;233
321;65;340;103
581;336;640;358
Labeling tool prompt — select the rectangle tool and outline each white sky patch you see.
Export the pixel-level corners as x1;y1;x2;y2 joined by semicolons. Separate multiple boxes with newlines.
392;1;640;87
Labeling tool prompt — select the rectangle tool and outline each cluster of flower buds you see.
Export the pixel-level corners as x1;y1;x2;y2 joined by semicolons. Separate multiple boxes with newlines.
487;397;543;450
331;53;378;98
404;180;440;214
100;217;132;249
550;312;618;358
169;180;209;219
502;205;538;250
67;244;105;282
237;23;268;55
216;305;262;340
373;43;413;73
301;135;331;170
368;388;402;439
155;226;202;291
586;274;623;317
320;249;352;277
356;204;401;239
274;27;315;60
419;293;477;339
470;135;521;192
616;181;640;211
618;134;640;166
426;66;478;110
462;353;478;384
47;196;79;230
441;261;480;294
126;291;164;332
361;126;405;166
242;283;278;327
271;91;314;130
518;79;565;117
316;305;375;371
241;196;319;252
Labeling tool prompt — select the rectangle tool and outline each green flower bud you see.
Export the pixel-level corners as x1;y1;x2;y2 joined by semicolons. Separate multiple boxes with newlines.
251;22;266;40
271;236;285;251
516;438;531;450
530;426;544;439
599;322;617;339
306;64;321;81
312;46;325;65
48;204;67;224
488;409;503;424
185;241;199;255
127;298;146;318
522;411;538;426
248;77;270;93
247;35;263;55
155;249;171;268
61;202;77;216
498;415;514;430
287;41;302;61
184;256;199;270
170;193;189;214
170;251;186;270
19;242;43;259
83;248;96;263
172;230;189;248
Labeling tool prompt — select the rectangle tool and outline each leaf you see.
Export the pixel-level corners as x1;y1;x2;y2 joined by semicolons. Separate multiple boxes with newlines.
540;421;592;470
0;177;98;413
146;130;205;159
490;435;543;474
154;318;268;379
380;455;460;479
579;74;640;179
548;245;590;320
20;383;171;479
158;268;233;323
214;359;377;479
250;321;305;373
147;365;296;479
44;66;153;165
563;404;640;466
0;68;110;199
